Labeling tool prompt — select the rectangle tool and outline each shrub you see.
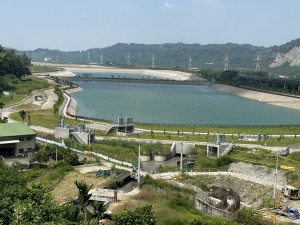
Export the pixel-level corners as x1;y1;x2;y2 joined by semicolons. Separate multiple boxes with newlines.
112;205;156;225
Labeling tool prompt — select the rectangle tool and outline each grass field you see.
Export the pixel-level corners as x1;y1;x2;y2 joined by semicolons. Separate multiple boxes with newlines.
9;108;79;129
29;65;61;73
50;167;108;204
135;124;300;135
0;75;50;106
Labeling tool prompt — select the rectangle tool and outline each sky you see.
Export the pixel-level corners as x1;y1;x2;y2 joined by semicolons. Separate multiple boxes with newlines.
1;0;300;51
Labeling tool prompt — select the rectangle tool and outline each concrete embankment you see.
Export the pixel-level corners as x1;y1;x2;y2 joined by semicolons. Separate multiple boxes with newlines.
212;83;300;111
61;77;209;86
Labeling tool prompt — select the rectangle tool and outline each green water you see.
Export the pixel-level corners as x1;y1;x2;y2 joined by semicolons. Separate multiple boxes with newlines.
71;81;300;126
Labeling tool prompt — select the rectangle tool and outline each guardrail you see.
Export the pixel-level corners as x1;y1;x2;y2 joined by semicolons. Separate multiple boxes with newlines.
195;197;234;219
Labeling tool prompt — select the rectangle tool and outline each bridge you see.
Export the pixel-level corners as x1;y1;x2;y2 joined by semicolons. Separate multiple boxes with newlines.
240;75;300;91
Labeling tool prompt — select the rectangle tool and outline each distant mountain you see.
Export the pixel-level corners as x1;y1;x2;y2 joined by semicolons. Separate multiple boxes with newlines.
15;38;300;76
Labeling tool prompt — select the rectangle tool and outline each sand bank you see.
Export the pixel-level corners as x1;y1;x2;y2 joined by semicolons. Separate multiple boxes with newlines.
65;67;193;80
212;84;300;111
33;62;193;81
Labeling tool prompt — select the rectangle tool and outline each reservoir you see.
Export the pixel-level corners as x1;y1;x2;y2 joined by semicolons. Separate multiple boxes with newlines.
70;81;300;126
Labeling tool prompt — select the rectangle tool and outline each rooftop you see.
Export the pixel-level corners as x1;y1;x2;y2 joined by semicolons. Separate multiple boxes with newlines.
0;122;36;137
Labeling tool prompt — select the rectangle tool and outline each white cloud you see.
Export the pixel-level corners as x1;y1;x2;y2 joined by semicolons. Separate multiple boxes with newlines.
191;0;221;8
164;2;173;8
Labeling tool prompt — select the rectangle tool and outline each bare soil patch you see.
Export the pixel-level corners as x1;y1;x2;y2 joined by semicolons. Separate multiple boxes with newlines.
51;168;109;204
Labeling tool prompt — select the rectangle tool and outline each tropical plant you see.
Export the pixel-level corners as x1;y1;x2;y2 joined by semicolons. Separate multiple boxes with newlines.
74;180;93;212
18;110;26;122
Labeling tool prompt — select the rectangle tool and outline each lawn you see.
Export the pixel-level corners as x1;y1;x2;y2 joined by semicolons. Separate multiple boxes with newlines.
9;108;79;129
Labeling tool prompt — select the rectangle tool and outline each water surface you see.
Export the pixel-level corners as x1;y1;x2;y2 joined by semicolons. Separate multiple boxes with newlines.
71;81;300;125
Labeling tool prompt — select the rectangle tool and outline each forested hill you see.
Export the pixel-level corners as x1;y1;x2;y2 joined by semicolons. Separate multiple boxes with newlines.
16;38;300;75
0;45;31;78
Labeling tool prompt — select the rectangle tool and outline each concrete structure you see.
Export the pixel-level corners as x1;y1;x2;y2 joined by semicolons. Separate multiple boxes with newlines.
0;122;36;157
33;92;45;101
54;126;72;139
89;188;115;202
71;131;95;145
240;75;300;92
54;120;95;145
207;143;233;157
195;197;234;219
206;134;234;157
105;117;135;136
171;142;194;156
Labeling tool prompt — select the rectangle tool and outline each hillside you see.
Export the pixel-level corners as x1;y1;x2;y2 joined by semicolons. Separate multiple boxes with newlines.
16;38;300;76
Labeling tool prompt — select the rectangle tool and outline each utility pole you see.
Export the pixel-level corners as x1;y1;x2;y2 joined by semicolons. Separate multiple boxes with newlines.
127;53;130;65
152;55;155;68
188;56;192;70
255;52;261;72
224;54;229;71
100;54;103;65
180;132;183;172
138;145;141;188
27;110;31;127
273;150;279;199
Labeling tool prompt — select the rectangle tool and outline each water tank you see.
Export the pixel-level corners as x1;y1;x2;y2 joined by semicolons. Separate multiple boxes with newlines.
126;117;133;124
118;117;124;125
216;134;223;144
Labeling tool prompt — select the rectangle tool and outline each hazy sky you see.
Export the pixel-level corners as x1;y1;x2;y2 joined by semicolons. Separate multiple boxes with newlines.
1;0;300;51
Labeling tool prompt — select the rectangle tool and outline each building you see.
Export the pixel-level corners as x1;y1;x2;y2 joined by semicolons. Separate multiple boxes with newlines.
0;122;36;157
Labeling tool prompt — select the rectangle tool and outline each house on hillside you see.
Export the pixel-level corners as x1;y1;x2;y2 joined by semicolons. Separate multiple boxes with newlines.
0;122;36;157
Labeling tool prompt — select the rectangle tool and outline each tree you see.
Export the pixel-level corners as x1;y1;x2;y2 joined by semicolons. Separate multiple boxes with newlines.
220;70;238;81
0;117;8;123
30;144;79;166
0;102;4;120
53;104;59;117
74;180;93;212
18;110;26;123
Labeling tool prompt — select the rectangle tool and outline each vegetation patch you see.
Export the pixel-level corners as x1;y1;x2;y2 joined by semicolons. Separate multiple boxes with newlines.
27;161;74;188
29;65;61;73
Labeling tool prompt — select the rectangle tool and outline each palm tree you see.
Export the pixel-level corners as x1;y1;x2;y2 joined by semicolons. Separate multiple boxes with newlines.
74;180;93;212
18;110;27;123
0;102;4;120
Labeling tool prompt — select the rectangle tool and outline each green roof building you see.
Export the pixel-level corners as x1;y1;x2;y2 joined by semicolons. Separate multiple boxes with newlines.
0;122;36;157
